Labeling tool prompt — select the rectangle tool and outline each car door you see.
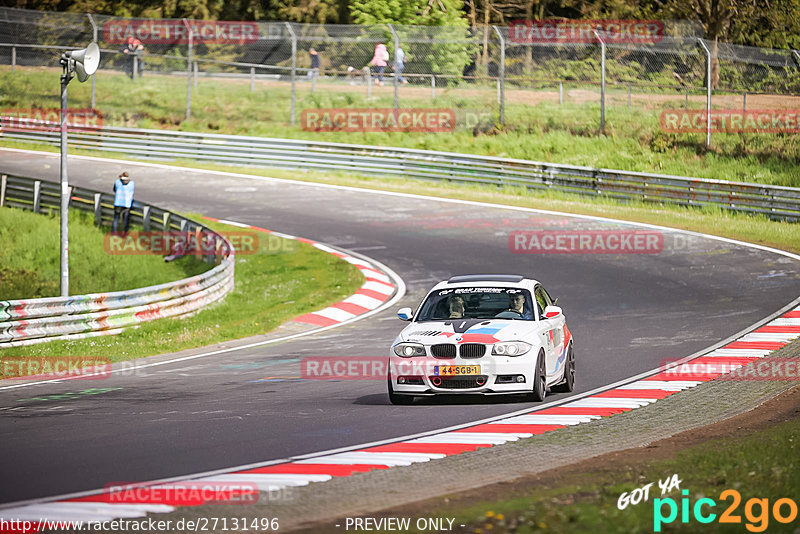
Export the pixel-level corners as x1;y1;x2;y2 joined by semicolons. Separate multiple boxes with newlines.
535;285;564;378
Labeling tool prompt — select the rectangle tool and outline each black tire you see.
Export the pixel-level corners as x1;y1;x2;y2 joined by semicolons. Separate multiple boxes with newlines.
551;343;575;393
529;350;547;402
388;377;414;405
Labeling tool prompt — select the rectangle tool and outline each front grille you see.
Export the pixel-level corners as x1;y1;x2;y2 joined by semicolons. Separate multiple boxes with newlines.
459;343;486;358
431;375;489;389
431;343;456;359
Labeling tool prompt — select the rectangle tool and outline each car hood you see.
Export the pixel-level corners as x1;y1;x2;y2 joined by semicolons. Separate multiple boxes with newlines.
399;318;538;345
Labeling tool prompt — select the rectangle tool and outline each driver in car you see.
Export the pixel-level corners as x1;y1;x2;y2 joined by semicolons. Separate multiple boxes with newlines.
508;293;533;320
448;295;466;318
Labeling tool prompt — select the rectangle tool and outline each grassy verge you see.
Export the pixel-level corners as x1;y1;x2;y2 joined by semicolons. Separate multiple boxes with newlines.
0;216;364;361
0;206;208;299
1;66;798;186
405;406;800;534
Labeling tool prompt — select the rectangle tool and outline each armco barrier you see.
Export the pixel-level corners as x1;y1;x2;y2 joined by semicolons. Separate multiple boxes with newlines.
0;173;235;347
2;121;800;221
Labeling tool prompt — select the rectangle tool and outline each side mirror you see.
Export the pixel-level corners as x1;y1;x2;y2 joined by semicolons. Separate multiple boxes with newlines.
543;305;562;319
397;307;413;321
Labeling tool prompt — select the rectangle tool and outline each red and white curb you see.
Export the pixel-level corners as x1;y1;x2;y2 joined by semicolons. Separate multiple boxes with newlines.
2;305;797;530
202;217;397;327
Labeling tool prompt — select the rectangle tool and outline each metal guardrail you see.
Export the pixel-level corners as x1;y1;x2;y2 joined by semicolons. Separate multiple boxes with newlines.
0;173;235;347
2;122;800;221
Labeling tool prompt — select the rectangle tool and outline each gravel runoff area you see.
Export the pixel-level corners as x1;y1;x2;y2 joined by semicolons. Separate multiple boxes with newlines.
126;339;800;533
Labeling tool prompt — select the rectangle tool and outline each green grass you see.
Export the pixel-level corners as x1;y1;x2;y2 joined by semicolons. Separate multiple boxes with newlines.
392;416;800;533
0;215;364;361
0;207;209;299
1;65;798;186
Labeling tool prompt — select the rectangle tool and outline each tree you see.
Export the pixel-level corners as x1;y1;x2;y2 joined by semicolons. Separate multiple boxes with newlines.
275;0;347;23
348;0;473;80
662;0;758;88
349;0;467;26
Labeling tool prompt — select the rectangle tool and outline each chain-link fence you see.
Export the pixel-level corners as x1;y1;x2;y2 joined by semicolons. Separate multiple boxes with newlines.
1;7;799;144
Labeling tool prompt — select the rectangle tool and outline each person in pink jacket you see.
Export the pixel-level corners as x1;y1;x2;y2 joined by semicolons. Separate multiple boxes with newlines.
370;42;389;86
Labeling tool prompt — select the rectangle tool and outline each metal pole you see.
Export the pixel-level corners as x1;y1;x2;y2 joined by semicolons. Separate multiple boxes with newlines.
627;85;631;108
133;55;138;78
286;22;297;125
492;26;505;126
431;75;435;100
250;67;255;92
87;14;97;109
594;30;606;132
698;39;712;148
59;60;71;297
11;45;15;72
184;20;193;120
559;82;563;104
389;24;399;113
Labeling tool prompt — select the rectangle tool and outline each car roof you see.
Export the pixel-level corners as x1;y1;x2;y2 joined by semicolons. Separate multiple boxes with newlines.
429;274;540;291
448;274;524;284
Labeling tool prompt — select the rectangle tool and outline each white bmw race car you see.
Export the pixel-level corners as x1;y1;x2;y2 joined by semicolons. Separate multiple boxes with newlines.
388;274;574;404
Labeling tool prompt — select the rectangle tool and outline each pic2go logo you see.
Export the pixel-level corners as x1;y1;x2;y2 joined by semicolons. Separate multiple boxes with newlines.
654;489;799;532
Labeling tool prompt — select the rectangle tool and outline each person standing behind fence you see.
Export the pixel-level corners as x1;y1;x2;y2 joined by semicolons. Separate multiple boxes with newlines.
394;46;408;84
120;36;135;79
370;43;389;86
112;172;134;233
121;37;144;79
307;48;320;80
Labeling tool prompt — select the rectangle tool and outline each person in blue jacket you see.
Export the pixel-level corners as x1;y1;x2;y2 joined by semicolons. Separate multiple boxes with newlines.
112;171;134;233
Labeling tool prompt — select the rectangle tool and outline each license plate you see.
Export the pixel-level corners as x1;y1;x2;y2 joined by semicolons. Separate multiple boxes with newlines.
434;365;481;376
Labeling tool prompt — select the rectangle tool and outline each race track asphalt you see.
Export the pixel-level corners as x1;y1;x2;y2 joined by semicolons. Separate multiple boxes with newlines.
1;149;798;504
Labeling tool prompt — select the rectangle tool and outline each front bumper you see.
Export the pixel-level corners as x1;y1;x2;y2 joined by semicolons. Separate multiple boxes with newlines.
389;355;535;395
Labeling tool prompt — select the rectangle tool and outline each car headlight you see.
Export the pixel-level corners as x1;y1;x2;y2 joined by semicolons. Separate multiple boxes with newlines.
492;341;532;357
393;342;426;358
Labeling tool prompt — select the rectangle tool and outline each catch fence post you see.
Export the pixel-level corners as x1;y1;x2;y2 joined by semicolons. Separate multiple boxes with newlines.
492;26;505;126
594;30;606;132
286;22;297;125
698;39;713;148
184;19;193;120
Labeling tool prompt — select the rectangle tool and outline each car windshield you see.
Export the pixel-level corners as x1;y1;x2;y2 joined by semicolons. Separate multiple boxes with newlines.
416;287;535;322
